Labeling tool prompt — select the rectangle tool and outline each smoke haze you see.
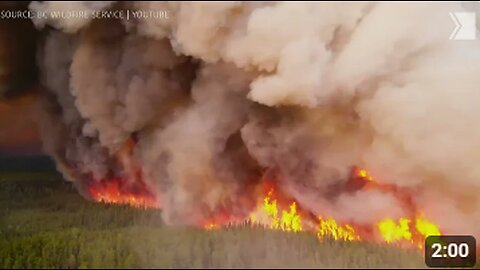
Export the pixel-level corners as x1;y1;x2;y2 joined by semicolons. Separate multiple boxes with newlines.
2;1;479;238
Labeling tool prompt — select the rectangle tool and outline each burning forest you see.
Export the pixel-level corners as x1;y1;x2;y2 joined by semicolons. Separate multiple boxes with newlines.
1;1;480;261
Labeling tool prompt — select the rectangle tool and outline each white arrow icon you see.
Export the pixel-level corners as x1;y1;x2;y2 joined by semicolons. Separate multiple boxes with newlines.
449;12;477;40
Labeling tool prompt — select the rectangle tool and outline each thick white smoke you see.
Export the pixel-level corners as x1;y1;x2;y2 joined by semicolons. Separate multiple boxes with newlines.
31;1;480;237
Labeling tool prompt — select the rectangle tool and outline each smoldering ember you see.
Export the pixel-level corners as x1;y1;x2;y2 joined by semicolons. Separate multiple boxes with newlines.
2;0;480;253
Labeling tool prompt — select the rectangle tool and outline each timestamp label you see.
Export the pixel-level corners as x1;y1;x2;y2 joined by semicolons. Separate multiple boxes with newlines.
425;235;476;268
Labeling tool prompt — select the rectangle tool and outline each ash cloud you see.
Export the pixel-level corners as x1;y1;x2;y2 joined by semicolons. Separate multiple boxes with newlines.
28;1;480;237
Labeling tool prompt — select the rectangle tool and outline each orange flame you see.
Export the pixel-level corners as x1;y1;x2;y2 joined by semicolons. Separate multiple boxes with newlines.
87;138;160;209
317;216;360;241
204;168;441;250
86;140;441;252
378;218;412;243
247;188;303;232
88;177;159;209
357;168;373;181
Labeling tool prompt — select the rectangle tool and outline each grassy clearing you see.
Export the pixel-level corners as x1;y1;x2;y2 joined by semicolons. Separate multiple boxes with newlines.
0;171;426;268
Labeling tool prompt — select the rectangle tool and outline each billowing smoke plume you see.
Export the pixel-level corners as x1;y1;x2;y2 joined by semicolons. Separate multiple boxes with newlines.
30;1;480;237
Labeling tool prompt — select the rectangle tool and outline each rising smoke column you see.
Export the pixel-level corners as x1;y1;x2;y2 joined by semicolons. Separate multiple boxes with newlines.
30;1;480;237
